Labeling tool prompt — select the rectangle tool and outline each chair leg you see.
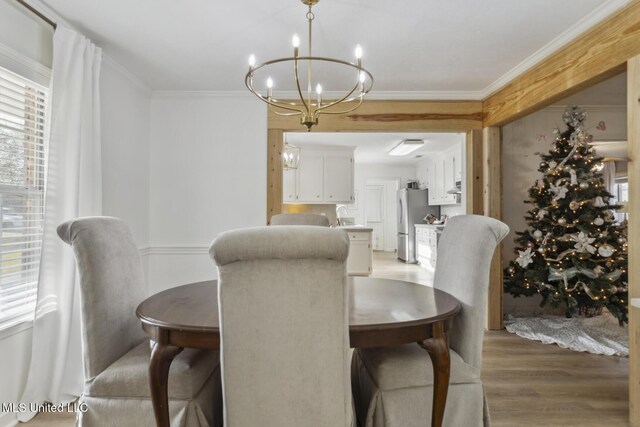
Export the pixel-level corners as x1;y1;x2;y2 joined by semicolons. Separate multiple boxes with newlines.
418;321;451;427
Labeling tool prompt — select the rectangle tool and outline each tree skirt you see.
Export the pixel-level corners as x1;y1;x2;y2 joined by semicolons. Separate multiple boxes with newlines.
504;313;628;356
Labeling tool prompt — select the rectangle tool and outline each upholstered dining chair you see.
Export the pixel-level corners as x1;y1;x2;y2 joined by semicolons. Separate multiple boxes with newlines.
270;212;331;226
210;226;354;427
58;216;222;427
351;215;509;427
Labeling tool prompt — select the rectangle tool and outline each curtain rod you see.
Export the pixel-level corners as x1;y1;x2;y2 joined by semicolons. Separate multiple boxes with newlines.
15;0;57;30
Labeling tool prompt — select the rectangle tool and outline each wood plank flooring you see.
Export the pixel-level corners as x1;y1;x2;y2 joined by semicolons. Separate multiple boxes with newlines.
24;251;628;426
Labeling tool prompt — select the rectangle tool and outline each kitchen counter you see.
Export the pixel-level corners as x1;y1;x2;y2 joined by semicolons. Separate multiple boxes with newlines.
415;224;445;230
334;225;374;232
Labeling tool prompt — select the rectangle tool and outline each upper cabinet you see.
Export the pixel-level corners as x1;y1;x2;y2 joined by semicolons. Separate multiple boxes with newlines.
422;143;462;206
283;146;355;204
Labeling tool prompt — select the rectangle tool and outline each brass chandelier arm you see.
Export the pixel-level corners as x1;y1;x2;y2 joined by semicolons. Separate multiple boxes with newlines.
293;56;310;114
246;73;304;114
314;95;365;116
269;105;304;117
313;70;364;115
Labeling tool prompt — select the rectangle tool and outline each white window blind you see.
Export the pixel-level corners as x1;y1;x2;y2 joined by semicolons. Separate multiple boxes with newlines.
0;65;48;330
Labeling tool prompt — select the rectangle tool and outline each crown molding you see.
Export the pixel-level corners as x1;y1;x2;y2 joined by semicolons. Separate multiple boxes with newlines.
152;89;484;100
481;0;630;99
102;54;152;95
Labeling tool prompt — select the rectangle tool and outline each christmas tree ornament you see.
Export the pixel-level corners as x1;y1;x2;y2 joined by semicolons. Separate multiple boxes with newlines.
537;209;548;219
563;106;587;129
550;183;568;200
594;266;604;275
540;161;548;169
579;182;589;189
569;201;580;211
549;161;557;169
516;247;534;268
593;217;604;226
618;237;626;244
569;169;578;185
537;247;545;253
571;232;596;254
572;153;582;160
557;217;567;225
592;196;605;207
598;244;614;258
533;229;543;238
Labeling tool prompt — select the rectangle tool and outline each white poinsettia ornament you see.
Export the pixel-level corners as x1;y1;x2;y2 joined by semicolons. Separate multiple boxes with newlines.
549;182;568;200
516;247;534;268
570;232;596;254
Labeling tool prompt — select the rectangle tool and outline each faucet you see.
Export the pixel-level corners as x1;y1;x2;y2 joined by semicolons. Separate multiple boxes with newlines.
336;204;348;226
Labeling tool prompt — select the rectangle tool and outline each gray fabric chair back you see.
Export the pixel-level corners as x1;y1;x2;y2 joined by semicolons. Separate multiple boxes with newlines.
210;226;352;427
434;215;509;370
57;216;147;381
270;213;330;227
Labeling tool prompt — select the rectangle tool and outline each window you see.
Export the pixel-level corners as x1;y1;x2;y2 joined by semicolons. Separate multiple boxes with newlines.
0;65;48;330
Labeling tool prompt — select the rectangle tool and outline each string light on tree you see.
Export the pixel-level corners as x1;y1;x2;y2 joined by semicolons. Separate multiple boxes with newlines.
504;106;628;324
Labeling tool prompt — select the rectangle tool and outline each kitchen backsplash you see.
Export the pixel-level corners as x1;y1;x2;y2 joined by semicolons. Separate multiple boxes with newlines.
281;204;337;225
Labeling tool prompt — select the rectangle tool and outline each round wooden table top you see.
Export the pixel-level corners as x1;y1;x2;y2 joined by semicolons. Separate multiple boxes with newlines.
137;276;461;348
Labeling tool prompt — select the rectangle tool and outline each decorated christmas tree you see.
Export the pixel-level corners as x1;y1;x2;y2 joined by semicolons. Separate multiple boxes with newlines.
504;106;628;324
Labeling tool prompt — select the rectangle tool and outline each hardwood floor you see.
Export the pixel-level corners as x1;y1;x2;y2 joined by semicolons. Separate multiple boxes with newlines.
24;251;629;426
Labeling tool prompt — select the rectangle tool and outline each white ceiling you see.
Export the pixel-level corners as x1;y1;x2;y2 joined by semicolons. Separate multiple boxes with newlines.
286;132;464;165
38;0;628;95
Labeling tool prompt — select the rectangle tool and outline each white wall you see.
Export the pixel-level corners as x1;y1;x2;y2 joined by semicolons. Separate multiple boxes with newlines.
502;104;627;315
101;59;151;249
148;95;267;293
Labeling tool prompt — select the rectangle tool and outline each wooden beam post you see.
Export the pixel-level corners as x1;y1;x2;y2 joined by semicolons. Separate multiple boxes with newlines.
267;129;284;224
466;129;483;214
483;127;503;330
628;55;640;427
483;1;640;126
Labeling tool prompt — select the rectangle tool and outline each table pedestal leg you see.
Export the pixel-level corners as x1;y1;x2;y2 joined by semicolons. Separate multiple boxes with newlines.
149;339;183;427
419;321;450;427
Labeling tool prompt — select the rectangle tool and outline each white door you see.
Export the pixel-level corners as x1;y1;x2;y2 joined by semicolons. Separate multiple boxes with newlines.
324;154;353;202
297;152;324;202
365;184;385;250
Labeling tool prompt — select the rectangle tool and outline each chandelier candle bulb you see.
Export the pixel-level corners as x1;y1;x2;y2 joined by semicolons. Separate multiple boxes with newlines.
248;54;256;68
315;83;322;104
244;0;373;131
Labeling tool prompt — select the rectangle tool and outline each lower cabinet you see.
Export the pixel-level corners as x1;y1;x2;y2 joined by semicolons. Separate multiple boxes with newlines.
346;231;372;276
415;225;441;270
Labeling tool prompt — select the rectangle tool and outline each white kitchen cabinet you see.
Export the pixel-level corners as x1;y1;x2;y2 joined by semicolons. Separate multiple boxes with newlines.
428;165;437;204
415;225;441;270
345;230;372;276
283;168;297;202
296;152;324;202
283;146;355;204
427;144;461;206
324;153;353;202
444;153;456;203
416;161;429;189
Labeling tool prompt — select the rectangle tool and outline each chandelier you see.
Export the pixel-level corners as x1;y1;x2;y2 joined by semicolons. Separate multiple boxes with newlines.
245;0;374;131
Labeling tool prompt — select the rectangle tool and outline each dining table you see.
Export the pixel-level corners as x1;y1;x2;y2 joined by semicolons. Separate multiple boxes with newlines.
136;276;461;427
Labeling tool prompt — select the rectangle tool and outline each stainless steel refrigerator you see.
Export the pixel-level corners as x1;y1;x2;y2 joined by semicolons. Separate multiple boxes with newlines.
397;188;440;263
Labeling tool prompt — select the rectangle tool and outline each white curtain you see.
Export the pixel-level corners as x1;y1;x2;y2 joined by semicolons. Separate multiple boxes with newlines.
18;26;102;422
